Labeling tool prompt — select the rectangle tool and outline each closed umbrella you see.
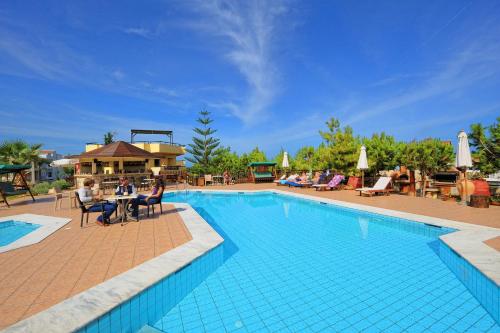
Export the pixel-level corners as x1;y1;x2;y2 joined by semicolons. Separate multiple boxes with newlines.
282;151;289;176
456;130;473;204
282;152;289;168
357;145;369;187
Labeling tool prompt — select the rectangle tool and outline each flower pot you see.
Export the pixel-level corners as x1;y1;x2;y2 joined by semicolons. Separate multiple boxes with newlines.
472;179;490;196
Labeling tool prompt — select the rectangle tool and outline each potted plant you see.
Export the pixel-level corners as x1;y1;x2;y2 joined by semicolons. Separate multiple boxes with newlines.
490;195;500;206
471;172;490;196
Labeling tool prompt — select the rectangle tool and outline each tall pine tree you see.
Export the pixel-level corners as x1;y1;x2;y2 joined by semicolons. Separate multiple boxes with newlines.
186;110;220;173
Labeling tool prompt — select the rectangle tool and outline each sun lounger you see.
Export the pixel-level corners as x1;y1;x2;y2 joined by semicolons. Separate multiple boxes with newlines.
312;175;345;191
274;175;287;185
355;176;392;196
286;181;313;188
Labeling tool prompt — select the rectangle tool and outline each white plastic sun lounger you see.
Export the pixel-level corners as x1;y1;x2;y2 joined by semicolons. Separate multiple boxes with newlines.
355;176;392;196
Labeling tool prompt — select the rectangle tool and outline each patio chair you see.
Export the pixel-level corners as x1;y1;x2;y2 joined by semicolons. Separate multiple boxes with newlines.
75;191;105;227
139;187;164;217
51;187;63;210
204;174;213;186
355;177;392;196
139;177;150;191
312;175;345;191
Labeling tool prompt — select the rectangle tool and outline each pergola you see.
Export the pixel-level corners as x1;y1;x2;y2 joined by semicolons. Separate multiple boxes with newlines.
130;129;173;144
0;164;35;207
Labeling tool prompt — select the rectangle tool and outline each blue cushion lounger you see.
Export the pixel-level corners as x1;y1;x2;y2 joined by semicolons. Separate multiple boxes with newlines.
286;181;306;187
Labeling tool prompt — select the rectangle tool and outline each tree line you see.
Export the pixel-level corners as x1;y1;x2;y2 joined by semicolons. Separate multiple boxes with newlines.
186;110;499;178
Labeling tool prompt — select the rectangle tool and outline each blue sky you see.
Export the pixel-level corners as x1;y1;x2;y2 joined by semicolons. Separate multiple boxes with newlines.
0;0;499;158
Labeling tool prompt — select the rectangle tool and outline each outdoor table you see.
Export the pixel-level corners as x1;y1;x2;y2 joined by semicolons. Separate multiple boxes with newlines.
106;194;138;224
212;175;224;185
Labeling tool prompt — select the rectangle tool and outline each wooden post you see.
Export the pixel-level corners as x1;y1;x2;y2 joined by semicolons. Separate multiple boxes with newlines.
409;170;416;197
18;171;35;202
463;169;468;204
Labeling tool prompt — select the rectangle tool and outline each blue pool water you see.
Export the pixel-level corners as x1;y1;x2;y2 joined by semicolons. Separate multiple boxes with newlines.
0;220;40;246
151;191;499;332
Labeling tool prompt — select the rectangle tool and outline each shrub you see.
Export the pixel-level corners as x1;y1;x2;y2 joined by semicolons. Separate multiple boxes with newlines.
51;179;70;190
31;179;70;195
32;182;51;195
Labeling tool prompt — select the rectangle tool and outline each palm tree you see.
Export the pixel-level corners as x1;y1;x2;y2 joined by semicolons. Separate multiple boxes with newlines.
104;132;116;145
0;140;42;165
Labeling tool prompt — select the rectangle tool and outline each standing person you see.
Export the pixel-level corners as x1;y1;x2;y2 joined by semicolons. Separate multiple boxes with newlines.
223;170;231;185
78;179;117;224
132;178;165;217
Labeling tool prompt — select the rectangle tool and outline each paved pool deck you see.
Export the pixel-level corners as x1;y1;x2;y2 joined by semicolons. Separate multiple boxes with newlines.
0;193;191;329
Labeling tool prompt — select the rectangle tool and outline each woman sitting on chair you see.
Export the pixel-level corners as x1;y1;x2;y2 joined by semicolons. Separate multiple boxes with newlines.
131;178;165;218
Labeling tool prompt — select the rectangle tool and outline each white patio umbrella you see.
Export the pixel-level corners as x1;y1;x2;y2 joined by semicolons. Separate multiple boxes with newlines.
282;151;289;176
456;130;473;204
49;158;78;167
356;145;369;187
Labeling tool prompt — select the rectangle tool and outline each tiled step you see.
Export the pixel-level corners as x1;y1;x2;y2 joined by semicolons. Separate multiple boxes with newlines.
138;324;163;333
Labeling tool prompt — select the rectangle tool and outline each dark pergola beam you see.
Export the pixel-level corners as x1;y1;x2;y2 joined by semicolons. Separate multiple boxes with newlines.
130;129;173;144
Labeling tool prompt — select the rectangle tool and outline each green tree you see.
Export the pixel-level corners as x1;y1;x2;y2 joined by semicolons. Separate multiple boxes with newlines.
319;117;360;175
103;132;116;145
312;143;331;171
247;146;267;162
363;132;401;175
210;146;242;175
294;146;315;171
0;140;42;165
469;117;500;175
185;110;220;174
399;139;454;196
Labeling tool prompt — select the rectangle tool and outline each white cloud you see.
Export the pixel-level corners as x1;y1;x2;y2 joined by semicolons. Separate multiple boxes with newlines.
344;31;500;126
112;69;125;80
185;0;289;125
123;27;152;39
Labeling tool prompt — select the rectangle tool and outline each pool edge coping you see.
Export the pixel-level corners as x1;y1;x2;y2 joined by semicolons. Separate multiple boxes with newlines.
1;203;223;333
0;214;72;253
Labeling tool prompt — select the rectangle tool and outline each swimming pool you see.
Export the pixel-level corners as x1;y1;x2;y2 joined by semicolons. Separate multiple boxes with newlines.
149;191;498;332
0;220;40;246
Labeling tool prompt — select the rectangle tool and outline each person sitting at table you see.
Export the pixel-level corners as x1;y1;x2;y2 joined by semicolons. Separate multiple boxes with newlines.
78;179;117;224
131;178;165;217
115;177;137;196
223;170;231;185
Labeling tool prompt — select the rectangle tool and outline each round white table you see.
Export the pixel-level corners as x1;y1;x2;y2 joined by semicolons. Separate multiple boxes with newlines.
106;194;138;224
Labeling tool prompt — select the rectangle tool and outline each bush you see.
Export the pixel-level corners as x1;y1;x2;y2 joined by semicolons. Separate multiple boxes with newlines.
32;182;51;195
31;179;70;195
51;179;70;190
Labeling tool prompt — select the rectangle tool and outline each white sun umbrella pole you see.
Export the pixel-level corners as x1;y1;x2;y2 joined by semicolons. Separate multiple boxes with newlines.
456;130;473;204
282;151;289;176
357;145;369;187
